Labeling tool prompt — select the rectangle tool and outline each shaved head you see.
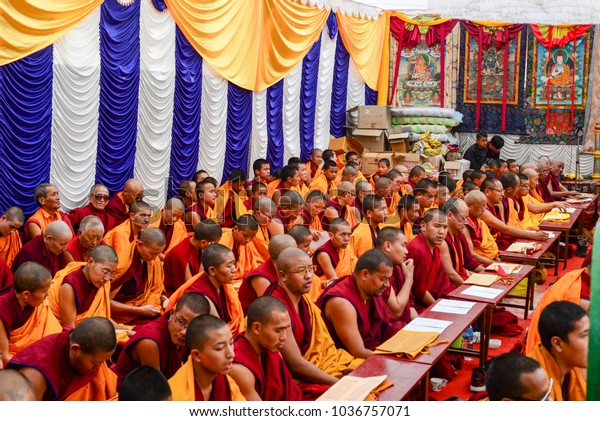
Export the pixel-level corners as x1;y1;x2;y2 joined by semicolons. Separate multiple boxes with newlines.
70;317;117;354
338;181;355;193
44;220;72;240
89;244;118;264
0;370;35;401
165;197;185;211
276;247;309;272
464;190;487;206
519;162;537;173
79;215;104;234
268;234;297;261
139;227;166;246
3;206;25;223
255;197;276;213
13;262;51;293
124;178;143;192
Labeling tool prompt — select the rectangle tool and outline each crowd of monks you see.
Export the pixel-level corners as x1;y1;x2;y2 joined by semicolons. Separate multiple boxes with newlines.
0;144;594;401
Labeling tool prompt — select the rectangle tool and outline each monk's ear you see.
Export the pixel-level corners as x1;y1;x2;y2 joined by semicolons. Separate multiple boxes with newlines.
327;231;334;239
250;321;261;336
551;336;563;352
190;349;201;363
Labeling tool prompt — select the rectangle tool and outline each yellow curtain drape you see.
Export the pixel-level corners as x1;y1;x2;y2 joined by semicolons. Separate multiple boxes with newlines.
164;0;328;92
336;10;387;91
393;12;451;27
376;11;391;105
0;0;103;66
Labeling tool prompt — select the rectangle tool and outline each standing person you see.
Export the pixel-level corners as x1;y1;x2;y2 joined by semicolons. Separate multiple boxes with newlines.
463;132;489;170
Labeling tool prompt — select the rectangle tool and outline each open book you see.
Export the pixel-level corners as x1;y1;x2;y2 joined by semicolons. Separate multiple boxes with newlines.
463;273;499;286
485;263;522;274
317;375;388;401
374;329;441;358
505;242;536;253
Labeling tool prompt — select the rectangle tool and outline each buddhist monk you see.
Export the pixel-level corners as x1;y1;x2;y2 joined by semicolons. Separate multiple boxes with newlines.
463;190;500;264
294;190;325;240
308;160;338;196
313;218;356;282
527;301;588;401
193;169;209;184
338;165;355;186
149;198;187;258
321;181;360;231
350;194;387;258
105;178;145;226
186;180;218;228
352;180;373;220
113;292;209;388
270;165;301;206
346;161;368;183
219;169;249;228
240;234;296;314
546;160;579;199
109;227;166;325
12;220;74;276
0;369;35;401
514;172;566;230
506;159;519;174
169;314;245;401
288;225;313;255
288;157;310;197
439;198;484;285
69;183;115;232
413;178;437;214
219;214;259;284
0;207;25;268
406;209;454;312
8;317;117;401
371;158;390;185
244;181;268;213
535;160;555;203
163;220;222;297
250;198;277;264
103;201;152;256
25;183;74;240
0;262;59;366
229;296;302;401
0;257;13;289
375;177;395;215
245;159;271;194
176;180;197;209
119;366;172;401
396;194;420;242
318;249;399;358
65;215;104;262
485;352;552;401
166;244;245;336
407;165;427;190
392;165;412;195
488;159;508;179
384;170;403;209
306;148;323;181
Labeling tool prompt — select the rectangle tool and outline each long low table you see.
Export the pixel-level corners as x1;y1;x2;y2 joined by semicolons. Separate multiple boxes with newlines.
499;230;561;277
539;209;582;269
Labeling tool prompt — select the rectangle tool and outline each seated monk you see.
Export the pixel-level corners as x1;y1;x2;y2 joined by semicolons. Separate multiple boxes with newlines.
516;170;567;230
8;317;117;401
406;209;454;312
288;157;310;198
163;220;222;297
186;180;218;229
317;249;399;359
110;228;166;325
148;198;187;258
244;181;268;214
535;160;555;203
25;183;74;241
384;170;403;211
193;169;209;184
308;160;338;196
413;178;437;215
407;165;427;191
375;227;416;322
395;194;420;243
0;257;12;289
176;180;197;210
439;199;484;286
269;165;301;206
546;160;579;200
65;215;104;262
375;176;395;215
463;190;500;265
526;255;591;355
340;165;358;185
266;248;362;398
12;220;74;277
351;180;373;220
169;314;245;401
287;225;313;255
113;292;209;389
119;366;172;401
229;296;302;401
321;181;360;231
250;198;278;265
294;190;325;241
166;244;245;336
105;178;145;227
218;214;259;284
488;159;508;179
306;148;323;182
220;169;249;229
393;165;412;195
103;201;152;256
240;234;297;314
527;301;588;401
0;369;36;401
436;183;451;208
0;262;60;366
68;183;115;232
245;159;272;195
370;158;390;186
350;194;387;258
485;352;552;401
0;206;25;267
313;218;357;283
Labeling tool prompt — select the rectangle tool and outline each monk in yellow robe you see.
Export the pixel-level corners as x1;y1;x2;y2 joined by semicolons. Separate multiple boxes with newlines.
269;165;301;205
103;201;152;256
463;190;499;265
351;194;387;258
0;206;24;267
322;181;360;231
308;160;338;196
219;169;249;228
517;169;568;229
148;198;187;257
313;218;357;282
395;194;420;243
294;190;325;241
218;214;259;284
289;159;310;199
306;148;323;182
249;198;277;265
25;183;74;240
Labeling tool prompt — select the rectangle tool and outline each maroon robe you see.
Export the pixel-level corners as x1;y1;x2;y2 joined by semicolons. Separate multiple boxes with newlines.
0;257;13;289
312;239;340;277
273;208;294;233
63;268;96;314
194;374;234;401
445;231;480;281
113;314;185;388
65;236;86;262
232;334;302;401
0;287;34;338
351;198;365;219
406;233;454;312
11;235;69;277
69;203;115;232
163;238;201;297
407;179;417;190
185;273;231;323
8;330;96;400
381;265;413;325
239;259;279;314
105;194;129;227
538;176;555;203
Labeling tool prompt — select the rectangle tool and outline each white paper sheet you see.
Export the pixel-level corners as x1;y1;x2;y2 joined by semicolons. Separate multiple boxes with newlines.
461;285;503;299
430;299;475;315
317;375;387;401
403;317;452;334
309;231;329;249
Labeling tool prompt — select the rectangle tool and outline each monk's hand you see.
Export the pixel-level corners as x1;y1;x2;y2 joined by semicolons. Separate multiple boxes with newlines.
531;231;549;241
401;258;415;280
310;230;321;241
138;305;161;318
162;297;170;309
554;201;568;210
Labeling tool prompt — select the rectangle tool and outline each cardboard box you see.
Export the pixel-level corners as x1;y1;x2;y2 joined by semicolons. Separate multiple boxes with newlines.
352;129;387;152
394;153;424;171
349;106;392;129
388;130;410;153
361;152;401;175
422;154;446;171
328;136;365;156
444;159;471;180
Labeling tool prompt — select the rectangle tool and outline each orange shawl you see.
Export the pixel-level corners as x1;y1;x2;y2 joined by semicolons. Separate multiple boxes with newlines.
308;174;332;195
219;229;259;284
103;219;135;256
0;231;22;268
8;301;62;354
250;225;270;265
65;362;118;401
350;221;376;258
149;208;188;254
168;359;245;401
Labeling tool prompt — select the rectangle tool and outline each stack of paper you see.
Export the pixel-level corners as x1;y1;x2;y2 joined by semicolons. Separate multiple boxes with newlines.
461;285;503;299
374;330;440;358
463;273;499;286
317;375;388;401
403;317;452;334
542;211;570;222
486;263;522;274
431;299;475;315
506;242;535;253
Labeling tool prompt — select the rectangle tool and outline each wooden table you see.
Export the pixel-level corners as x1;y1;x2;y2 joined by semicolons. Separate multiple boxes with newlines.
349;355;431;401
561;179;597;194
499;230;561;276
539;208;582;269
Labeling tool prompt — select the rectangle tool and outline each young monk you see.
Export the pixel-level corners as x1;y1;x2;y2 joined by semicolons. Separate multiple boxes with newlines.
288;157;310;197
103;201;152;256
113;292;210;388
413;178;437;214
69;183;115;233
176;180;197;209
371;158;391;185
288;225;313;255
218;214;259;284
148;198;187;257
351;194;387;258
249;198;277;264
407;165;427;190
313;218;356;283
25;183;74;240
0;206;25;268
8;317;117;401
245;159;271;193
163;220;222;297
0;262;60;366
268;190;303;236
396;194;420;242
374;177;393;213
306;148;323;181
186;180;218;228
65;215;104;262
294;190;325;238
169;315;245;401
308;160;338;196
105;178;145;226
229;296;302;401
352;180;373;220
270;165;301;205
220;169;249;229
384;170;403;212
119;366;172;401
321;181;360;231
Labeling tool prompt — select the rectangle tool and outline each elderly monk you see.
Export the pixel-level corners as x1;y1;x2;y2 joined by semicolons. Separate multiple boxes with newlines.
0;370;36;401
25;183;74;240
166;244;245;336
0;263;60;366
113;292;209;389
535;160;555;203
393;165;412;195
351;194;387;258
65;215;104;262
250;198;277;265
240;234;297;314
546;160;579;199
69;184;115;232
186;180;218;229
169;315;244;401
176;180;197;209
12;220;73;276
514;172;566;230
266;248;361;398
105;178;145;226
318;250;399;359
269;165;301;206
229;296;302;401
0;207;25;267
103;201;152;256
149;198;187;257
109;228;166;325
322;181;360;231
464;190;500;265
270;190;304;237
163;220;222;297
313;218;356;283
8;317;117;401
309;160;338;196
439;199;484;285
219;214;259;284
406;209;454;312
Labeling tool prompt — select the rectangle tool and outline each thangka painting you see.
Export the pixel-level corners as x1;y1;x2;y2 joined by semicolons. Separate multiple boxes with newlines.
532;35;589;109
463;32;521;104
394;42;442;107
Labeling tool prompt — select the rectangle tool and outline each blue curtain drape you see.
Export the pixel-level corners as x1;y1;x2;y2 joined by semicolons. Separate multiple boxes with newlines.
299;39;322;162
223;83;252;183
365;85;378;106
330;35;349;138
266;80;284;171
